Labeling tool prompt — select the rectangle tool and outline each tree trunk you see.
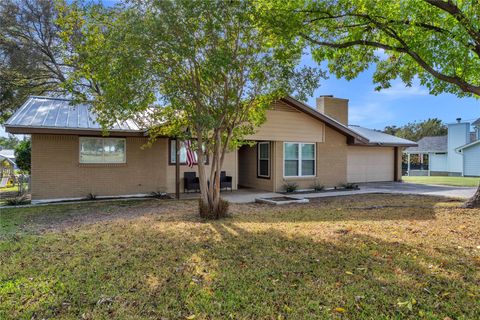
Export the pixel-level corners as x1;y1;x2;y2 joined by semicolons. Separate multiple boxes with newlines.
462;184;480;209
196;130;229;219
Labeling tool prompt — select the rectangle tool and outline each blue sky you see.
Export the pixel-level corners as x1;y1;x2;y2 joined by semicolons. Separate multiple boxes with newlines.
303;62;479;129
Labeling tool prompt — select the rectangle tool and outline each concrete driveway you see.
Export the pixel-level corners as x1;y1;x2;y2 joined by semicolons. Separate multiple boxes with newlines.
223;181;477;203
356;181;477;199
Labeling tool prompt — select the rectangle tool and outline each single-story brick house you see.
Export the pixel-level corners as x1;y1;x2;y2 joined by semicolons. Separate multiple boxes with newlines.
5;95;416;202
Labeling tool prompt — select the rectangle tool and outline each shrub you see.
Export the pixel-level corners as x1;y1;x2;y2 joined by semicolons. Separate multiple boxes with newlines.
199;198;229;219
5;195;30;206
85;193;97;200
312;180;324;191
341;183;359;190
283;181;298;193
150;192;171;199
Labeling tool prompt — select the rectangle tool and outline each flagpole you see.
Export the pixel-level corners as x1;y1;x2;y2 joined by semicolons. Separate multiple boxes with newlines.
175;138;180;200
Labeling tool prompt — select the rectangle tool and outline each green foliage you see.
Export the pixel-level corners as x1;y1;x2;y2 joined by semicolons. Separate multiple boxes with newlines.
283;181;298;193
14;140;30;173
257;0;480;97
384;118;447;141
60;0;322;217
0;0;66;122
0;135;19;149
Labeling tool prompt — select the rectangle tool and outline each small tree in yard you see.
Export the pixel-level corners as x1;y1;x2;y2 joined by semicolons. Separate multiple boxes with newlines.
14;139;30;173
257;0;480;208
60;0;321;218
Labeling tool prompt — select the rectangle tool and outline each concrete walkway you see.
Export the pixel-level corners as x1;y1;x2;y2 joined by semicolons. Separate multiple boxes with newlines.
220;182;477;204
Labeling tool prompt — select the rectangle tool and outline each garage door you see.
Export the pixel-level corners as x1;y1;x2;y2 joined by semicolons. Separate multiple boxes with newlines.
348;147;394;183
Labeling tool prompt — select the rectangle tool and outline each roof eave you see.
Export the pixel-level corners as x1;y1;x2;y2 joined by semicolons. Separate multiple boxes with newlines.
4;125;146;137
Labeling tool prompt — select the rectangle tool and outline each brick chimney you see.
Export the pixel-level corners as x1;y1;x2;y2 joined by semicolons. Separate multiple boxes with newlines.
316;95;349;125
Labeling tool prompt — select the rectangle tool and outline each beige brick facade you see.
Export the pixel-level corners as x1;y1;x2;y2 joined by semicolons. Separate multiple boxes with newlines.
31;135;237;200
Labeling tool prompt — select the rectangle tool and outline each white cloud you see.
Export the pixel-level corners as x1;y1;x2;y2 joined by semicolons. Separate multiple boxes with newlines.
374;80;429;99
349;102;395;126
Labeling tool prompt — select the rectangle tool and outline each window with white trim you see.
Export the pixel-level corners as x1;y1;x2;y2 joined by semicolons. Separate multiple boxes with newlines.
79;137;126;163
284;142;316;177
257;142;270;178
170;139;208;165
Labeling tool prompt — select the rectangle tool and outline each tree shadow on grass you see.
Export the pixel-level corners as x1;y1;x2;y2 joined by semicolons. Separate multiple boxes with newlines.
0;216;477;319
230;194;447;223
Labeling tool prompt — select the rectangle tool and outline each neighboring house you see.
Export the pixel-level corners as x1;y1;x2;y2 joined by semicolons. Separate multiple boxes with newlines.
0;149;16;183
404;118;480;177
0;149;16;166
5;95;416;202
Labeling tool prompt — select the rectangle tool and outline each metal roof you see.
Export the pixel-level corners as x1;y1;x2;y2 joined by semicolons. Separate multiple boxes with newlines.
5;96;416;148
0;149;15;159
5;96;145;133
404;135;448;153
348;125;417;146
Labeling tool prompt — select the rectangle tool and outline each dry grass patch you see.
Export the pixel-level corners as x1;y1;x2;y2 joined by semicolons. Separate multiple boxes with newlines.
0;194;479;319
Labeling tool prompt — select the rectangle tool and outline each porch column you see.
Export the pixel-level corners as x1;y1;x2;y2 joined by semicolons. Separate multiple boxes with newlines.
175;138;180;199
428;153;431;176
407;153;411;176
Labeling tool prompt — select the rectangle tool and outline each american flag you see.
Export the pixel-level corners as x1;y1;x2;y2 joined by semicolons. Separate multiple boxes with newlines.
185;140;197;168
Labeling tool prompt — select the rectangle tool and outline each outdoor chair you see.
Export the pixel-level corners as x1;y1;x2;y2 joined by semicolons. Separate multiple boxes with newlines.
184;172;200;193
220;171;233;191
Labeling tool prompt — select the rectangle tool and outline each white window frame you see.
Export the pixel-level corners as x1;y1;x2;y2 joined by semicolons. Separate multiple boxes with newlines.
79;137;126;164
283;142;316;178
257;141;270;178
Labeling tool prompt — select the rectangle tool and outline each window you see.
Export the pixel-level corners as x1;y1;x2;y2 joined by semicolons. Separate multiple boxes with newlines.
79;137;126;164
170;139;208;165
257;142;270;178
284;142;316;177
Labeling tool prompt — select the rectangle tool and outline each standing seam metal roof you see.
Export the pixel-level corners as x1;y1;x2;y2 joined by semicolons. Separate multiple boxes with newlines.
348;125;417;146
5;96;144;132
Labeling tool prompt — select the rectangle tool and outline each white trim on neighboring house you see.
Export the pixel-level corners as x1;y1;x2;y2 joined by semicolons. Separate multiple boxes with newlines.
455;139;480;153
283;142;316;178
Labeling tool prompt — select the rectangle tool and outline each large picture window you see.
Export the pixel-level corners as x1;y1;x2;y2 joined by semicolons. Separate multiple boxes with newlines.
257;142;270;178
79;137;126;164
284;142;316;177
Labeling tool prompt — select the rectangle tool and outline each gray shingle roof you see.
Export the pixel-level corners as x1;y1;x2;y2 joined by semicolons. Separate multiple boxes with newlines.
348;125;417;146
404;135;448;153
5;96;144;132
472;118;480;126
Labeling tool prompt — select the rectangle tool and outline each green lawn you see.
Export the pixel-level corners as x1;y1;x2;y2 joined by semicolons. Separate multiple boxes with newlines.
0;185;18;193
1;195;479;319
403;176;479;187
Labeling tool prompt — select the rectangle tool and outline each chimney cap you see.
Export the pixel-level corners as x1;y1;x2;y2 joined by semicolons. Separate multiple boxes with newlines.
456;117;462;123
319;94;334;97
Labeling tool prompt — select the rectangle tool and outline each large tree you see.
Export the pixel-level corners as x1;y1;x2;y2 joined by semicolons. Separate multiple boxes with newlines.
60;0;321;218
384;118;448;141
0;0;100;123
257;0;480;208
